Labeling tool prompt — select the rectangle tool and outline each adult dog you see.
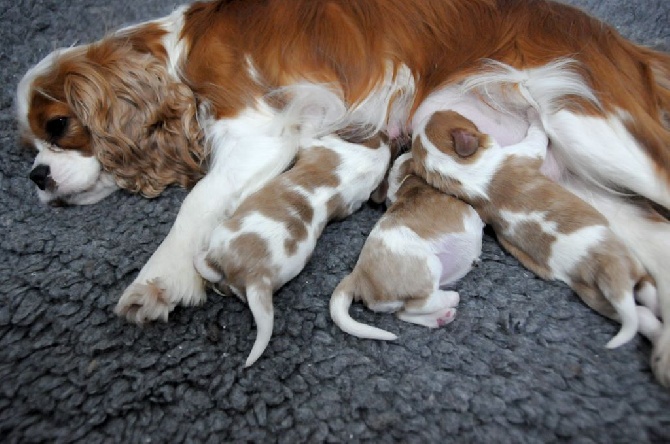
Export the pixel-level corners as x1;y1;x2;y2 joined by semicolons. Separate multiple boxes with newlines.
16;0;670;383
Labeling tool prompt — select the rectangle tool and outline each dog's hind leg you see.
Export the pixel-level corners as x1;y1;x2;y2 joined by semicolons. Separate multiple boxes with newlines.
545;110;670;209
397;289;460;328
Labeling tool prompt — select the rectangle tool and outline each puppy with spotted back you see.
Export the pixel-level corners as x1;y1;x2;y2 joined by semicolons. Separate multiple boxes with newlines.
194;134;391;366
329;152;484;340
412;109;662;350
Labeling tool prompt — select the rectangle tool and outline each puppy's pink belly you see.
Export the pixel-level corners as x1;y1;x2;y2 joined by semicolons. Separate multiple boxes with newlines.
435;236;478;287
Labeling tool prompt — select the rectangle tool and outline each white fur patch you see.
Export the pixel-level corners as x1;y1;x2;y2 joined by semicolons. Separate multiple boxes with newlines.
272;63;415;141
31;141;118;205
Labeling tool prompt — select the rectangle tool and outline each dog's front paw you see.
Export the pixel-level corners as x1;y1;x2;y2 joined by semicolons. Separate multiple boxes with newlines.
115;271;206;324
115;280;173;323
651;327;670;387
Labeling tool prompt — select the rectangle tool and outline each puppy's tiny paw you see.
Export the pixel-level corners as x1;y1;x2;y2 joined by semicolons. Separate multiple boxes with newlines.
651;328;670;387
436;308;457;327
193;251;224;283
115;280;173;324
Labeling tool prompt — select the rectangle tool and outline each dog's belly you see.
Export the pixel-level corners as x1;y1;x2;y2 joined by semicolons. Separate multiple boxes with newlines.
413;88;530;147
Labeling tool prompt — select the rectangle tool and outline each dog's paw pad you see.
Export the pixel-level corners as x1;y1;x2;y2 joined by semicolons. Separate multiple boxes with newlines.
436;309;456;327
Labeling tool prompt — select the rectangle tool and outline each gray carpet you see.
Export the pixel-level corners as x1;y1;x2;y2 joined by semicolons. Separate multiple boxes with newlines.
1;1;669;442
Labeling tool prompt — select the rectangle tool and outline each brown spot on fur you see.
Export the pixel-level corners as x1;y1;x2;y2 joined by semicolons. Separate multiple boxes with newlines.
380;174;471;240
353;237;434;304
218;233;274;292
359;133;390;149
290;147;341;193
495;220;556;278
487;156;607;234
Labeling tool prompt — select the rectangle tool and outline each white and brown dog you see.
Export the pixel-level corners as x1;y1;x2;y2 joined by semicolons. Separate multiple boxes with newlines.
412;108;662;350
194;134;391;366
17;0;670;384
330;153;484;340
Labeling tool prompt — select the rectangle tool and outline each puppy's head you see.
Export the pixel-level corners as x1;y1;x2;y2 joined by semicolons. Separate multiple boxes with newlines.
420;110;488;162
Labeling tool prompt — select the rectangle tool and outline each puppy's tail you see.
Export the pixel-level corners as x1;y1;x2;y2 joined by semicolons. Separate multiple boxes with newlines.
245;283;274;367
605;290;639;349
330;274;398;341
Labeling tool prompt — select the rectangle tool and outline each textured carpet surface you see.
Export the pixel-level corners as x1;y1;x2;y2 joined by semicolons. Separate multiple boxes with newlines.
1;1;669;442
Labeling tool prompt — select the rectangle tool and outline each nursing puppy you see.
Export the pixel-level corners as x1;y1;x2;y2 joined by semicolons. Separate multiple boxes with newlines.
330;153;484;340
412;110;661;349
193;134;390;366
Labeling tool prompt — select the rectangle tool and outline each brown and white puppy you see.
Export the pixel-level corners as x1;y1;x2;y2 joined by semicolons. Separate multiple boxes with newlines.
330;153;484;340
194;134;390;366
412;109;662;350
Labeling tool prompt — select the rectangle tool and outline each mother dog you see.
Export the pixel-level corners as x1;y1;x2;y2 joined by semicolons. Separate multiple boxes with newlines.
16;0;670;383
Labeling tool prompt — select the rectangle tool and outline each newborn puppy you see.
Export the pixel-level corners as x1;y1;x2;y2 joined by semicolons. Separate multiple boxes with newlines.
330;152;484;340
194;134;391;366
412;109;660;349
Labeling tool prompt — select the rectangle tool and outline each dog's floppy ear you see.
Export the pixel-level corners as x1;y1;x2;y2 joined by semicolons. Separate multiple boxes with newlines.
64;41;206;197
450;128;479;157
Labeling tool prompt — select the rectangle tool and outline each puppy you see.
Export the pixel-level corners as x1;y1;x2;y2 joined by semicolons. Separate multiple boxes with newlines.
330;152;484;340
194;134;391;366
412;109;661;349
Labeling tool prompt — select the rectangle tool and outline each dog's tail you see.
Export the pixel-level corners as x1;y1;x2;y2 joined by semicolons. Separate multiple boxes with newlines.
604;289;639;349
329;274;398;341
245;282;274;367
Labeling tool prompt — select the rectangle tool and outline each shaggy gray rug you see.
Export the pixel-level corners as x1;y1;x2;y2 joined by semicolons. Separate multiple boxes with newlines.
1;1;669;442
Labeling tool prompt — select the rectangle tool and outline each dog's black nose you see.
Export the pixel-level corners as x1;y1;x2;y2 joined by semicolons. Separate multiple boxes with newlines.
29;164;51;190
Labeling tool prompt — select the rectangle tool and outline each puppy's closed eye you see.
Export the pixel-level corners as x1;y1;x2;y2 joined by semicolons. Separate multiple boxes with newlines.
45;116;69;141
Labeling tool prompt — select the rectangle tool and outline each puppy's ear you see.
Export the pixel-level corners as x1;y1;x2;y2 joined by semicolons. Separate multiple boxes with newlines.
451;128;479;157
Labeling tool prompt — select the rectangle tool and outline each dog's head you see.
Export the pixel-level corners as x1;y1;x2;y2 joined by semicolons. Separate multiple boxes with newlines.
17;36;205;206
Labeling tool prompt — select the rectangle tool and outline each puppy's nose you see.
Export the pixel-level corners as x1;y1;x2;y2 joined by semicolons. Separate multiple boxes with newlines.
29;164;51;190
